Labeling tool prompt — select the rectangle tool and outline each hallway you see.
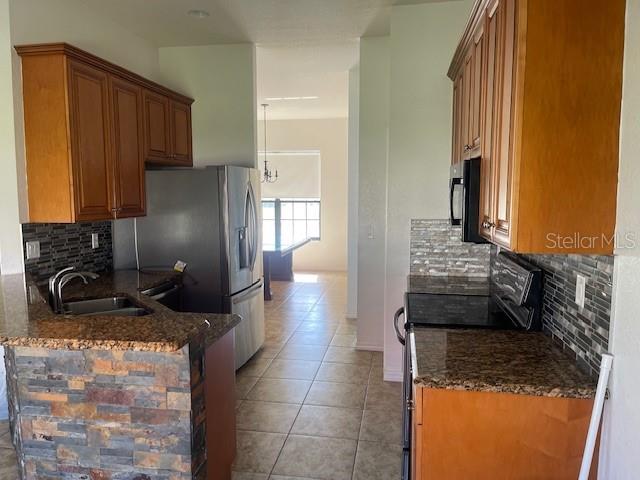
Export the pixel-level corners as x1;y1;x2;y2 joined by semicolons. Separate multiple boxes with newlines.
233;272;403;480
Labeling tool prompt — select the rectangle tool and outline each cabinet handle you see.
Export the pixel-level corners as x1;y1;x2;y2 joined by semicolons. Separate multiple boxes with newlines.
482;220;495;229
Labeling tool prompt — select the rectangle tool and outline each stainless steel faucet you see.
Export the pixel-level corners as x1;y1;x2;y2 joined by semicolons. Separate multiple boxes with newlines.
48;268;99;313
48;267;74;310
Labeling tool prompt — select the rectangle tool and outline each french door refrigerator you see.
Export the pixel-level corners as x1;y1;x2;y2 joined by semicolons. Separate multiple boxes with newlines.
134;166;264;369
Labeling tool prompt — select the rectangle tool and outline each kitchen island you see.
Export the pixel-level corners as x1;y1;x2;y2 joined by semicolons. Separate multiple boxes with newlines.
0;270;240;479
408;327;597;480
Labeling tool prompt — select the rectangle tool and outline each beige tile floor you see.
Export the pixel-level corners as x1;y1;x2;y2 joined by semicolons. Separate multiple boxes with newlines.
234;272;403;480
0;420;19;478
0;272;403;480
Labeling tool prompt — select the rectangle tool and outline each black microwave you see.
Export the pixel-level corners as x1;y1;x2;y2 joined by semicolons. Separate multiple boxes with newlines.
450;157;486;244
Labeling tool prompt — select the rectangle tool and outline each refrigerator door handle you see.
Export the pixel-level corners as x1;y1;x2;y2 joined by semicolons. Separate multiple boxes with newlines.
232;280;263;304
247;182;259;271
240;185;254;270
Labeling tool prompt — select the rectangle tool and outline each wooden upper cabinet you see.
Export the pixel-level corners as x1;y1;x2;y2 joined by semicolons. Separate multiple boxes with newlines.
479;0;500;240
110;76;145;218
448;0;625;254
16;43;194;223
67;60;113;221
170;100;193;165
144;90;171;163
451;74;464;165
461;54;473;158
488;0;516;249
143;94;193;167
470;22;484;155
450;22;483;164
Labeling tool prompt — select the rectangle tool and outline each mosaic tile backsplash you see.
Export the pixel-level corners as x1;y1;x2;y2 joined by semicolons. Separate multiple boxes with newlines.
409;219;613;377
410;219;492;277
22;222;113;282
517;253;613;377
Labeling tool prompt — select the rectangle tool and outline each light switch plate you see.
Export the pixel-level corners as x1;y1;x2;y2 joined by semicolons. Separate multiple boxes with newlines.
25;241;40;260
575;274;586;309
91;233;99;249
367;224;375;240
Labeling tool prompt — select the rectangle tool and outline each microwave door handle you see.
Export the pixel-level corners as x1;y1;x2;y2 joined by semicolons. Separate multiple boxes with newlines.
450;177;462;226
394;307;406;345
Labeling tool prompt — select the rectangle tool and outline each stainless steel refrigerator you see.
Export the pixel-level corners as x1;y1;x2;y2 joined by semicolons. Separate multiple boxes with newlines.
133;166;264;369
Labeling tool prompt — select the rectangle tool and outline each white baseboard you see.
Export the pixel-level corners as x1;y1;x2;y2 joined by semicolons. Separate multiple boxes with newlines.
383;367;403;383
355;342;383;352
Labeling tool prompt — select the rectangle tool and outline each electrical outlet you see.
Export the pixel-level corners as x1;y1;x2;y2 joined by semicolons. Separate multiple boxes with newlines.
91;233;99;249
575;274;586;309
25;241;40;260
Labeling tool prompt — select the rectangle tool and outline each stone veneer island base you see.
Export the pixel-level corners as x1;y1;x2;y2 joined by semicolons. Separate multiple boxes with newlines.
5;330;235;480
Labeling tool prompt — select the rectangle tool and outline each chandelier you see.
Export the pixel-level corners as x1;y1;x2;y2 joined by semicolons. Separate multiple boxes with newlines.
261;103;278;184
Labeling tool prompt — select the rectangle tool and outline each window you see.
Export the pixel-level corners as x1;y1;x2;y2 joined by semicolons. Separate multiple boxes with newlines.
262;198;320;250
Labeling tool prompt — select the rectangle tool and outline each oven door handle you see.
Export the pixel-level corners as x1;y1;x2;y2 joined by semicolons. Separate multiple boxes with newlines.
394;307;406;345
450;177;462;226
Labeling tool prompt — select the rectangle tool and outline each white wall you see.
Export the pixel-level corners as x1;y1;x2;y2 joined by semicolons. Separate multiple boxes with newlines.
0;0;22;275
357;37;390;351
384;1;471;379
261;153;321;199
10;0;161;81
259;119;348;273
599;0;640;476
347;66;360;319
159;45;257;169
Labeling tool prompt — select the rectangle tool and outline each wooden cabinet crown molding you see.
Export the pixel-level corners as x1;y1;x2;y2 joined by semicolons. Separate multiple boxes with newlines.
448;0;491;79
15;43;194;106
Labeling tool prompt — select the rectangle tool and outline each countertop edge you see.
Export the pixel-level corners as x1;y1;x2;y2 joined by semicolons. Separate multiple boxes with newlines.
412;377;596;400
0;313;242;352
0;271;243;352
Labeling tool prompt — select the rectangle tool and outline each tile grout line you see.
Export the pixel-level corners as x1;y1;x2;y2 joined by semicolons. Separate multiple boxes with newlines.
265;284;330;479
236;275;354;479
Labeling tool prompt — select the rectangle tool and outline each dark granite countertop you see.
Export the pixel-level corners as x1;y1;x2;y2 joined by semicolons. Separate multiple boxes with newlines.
0;270;240;352
410;327;596;399
407;274;491;296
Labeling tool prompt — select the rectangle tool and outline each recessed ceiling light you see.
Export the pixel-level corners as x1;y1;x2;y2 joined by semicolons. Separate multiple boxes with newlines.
187;9;210;18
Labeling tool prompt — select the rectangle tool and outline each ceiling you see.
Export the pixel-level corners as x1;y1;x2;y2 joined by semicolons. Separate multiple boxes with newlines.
79;0;451;46
79;0;456;120
257;42;358;120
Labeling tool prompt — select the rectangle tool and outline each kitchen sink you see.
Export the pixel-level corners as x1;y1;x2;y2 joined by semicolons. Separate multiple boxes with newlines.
62;296;151;317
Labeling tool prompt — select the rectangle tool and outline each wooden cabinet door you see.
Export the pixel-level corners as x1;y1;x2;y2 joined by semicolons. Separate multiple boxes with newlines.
451;74;463;164
170;100;193;166
461;54;473;158
204;330;236;479
143;90;171;163
67;60;113;221
412;386;424;480
479;0;501;240
110;76;145;218
470;22;484;153
492;0;517;249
